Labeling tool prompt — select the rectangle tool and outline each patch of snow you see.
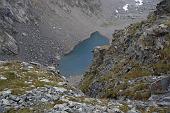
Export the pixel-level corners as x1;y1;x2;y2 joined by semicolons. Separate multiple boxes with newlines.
115;9;119;13
123;4;129;11
135;0;143;6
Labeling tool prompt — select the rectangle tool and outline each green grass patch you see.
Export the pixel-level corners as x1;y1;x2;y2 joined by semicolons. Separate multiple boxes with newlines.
127;22;143;36
6;108;33;113
80;73;95;93
0;61;63;95
125;68;151;79
119;104;129;112
153;62;170;74
146;12;157;24
165;19;170;27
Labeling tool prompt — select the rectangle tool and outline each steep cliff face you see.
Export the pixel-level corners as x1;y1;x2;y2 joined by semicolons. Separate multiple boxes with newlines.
157;0;170;14
80;0;170;101
0;0;32;55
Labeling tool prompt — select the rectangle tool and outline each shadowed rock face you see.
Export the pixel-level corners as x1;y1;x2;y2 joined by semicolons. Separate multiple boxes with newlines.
157;0;170;13
0;0;32;55
151;76;170;94
0;31;18;55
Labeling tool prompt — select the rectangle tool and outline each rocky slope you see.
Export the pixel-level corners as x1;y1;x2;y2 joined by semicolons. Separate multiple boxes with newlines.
80;0;170;107
0;61;169;113
0;0;102;65
0;0;170;113
0;0;159;65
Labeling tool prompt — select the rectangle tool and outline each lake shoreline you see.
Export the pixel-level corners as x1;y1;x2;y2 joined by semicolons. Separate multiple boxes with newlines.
58;32;109;76
63;31;111;56
61;31;111;86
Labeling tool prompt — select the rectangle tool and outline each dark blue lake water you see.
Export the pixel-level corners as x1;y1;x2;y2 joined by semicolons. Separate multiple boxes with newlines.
58;32;109;76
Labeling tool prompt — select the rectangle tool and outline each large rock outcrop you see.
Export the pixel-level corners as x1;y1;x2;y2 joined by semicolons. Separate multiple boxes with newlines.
156;0;170;14
0;0;35;56
80;0;170;102
0;31;18;55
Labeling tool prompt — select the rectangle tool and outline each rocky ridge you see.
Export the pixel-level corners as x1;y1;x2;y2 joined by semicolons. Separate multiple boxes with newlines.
80;0;170;110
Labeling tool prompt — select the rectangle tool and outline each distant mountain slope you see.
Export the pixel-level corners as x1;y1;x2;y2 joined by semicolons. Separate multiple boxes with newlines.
0;0;160;65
